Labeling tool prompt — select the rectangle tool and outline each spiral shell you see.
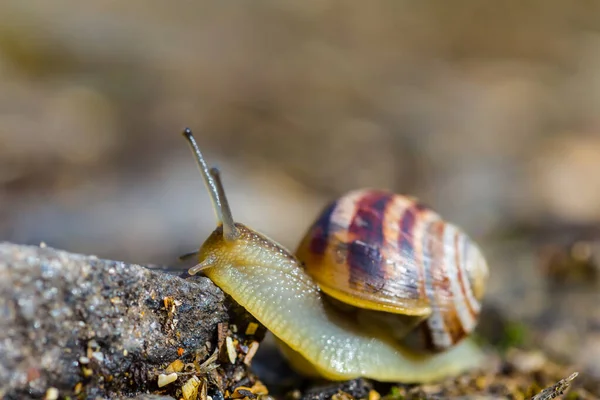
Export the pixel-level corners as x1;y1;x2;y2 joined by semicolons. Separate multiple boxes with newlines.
295;189;489;350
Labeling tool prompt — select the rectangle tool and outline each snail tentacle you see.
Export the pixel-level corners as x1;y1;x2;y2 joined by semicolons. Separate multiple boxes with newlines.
210;167;239;241
182;128;239;242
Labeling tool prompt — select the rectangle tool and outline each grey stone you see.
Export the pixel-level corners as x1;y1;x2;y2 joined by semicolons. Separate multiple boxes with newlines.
0;242;229;399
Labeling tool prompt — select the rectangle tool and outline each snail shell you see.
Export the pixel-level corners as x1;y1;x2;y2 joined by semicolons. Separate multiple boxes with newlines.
295;189;488;351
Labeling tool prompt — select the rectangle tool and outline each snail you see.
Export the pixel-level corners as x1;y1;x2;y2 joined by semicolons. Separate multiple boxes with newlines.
182;128;489;383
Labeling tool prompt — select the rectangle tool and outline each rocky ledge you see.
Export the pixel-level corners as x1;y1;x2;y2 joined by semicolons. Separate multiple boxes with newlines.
0;242;267;400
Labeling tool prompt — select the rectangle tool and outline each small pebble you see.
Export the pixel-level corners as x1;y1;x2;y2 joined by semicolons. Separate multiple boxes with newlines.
368;390;380;400
225;337;237;364
165;359;185;374
79;356;90;364
245;323;259;335
243;341;260;366
92;351;104;362
45;387;59;400
158;372;178;387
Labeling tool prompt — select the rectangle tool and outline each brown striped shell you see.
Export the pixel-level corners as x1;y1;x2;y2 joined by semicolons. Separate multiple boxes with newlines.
294;189;489;351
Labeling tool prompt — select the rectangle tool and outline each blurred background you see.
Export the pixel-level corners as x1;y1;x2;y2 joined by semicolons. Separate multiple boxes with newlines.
1;0;600;388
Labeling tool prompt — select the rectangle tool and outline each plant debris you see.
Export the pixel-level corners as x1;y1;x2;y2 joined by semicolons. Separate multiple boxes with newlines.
181;375;203;400
531;372;579;400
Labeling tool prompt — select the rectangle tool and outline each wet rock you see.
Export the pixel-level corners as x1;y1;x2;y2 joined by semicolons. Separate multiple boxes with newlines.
0;242;234;399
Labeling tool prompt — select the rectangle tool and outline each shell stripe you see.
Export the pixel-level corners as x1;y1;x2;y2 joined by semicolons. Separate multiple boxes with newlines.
308;200;337;256
443;224;476;336
398;205;416;260
417;212;453;349
328;190;365;235
428;221;458;349
312;190;364;290
395;200;424;299
347;191;392;291
453;229;478;325
461;238;482;313
380;195;422;301
410;204;439;304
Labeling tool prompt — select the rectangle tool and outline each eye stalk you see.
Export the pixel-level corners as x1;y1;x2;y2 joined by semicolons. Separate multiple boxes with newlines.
209;167;239;241
181;128;239;242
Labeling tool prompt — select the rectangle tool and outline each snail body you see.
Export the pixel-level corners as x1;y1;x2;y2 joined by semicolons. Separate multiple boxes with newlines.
182;129;488;383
